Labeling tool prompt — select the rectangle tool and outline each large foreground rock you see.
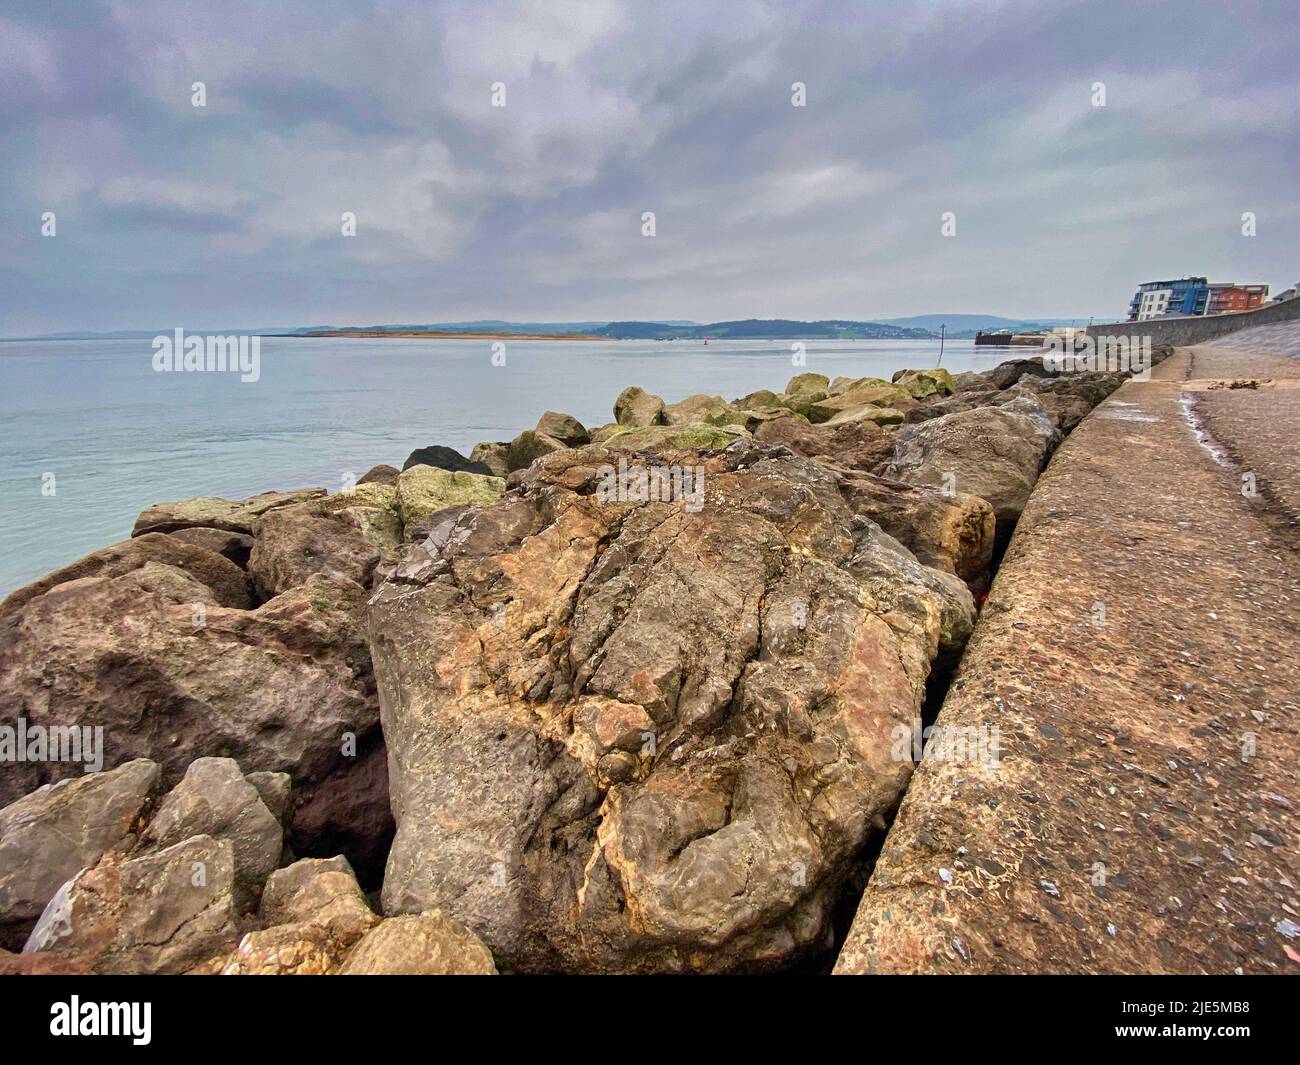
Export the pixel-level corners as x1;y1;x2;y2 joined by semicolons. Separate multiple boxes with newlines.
0;565;378;822
748;416;996;583
369;443;970;972
0;760;160;949
849;521;975;663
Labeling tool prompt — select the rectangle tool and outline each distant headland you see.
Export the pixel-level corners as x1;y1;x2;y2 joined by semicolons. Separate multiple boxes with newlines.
281;315;1079;342
6;315;1083;343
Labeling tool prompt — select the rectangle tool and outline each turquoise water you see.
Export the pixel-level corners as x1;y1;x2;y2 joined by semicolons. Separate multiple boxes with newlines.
0;335;1006;596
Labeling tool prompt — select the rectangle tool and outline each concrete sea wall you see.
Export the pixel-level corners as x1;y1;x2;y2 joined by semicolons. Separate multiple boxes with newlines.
834;339;1300;974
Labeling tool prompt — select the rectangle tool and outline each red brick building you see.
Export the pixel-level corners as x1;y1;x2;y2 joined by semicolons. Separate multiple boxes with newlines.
1206;283;1269;315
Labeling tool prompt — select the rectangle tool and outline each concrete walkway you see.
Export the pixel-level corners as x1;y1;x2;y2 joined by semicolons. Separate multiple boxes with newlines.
834;329;1300;974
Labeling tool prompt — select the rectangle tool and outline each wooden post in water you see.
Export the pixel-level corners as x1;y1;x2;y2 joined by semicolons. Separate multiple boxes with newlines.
937;323;945;367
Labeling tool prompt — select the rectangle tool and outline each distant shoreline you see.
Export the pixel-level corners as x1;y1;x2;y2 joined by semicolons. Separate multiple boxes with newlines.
285;330;607;341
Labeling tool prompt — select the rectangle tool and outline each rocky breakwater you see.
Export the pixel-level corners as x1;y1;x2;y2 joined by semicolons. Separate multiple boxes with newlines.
0;353;1146;974
366;359;1141;972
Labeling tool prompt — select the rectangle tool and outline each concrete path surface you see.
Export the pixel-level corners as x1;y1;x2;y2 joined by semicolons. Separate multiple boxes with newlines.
834;328;1299;974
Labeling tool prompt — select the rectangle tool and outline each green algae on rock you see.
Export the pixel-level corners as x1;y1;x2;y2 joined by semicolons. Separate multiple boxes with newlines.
395;465;506;538
599;423;749;452
892;367;956;398
613;386;667;427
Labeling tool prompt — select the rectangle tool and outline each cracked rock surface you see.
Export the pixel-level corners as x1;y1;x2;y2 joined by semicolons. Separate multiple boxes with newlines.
370;442;973;972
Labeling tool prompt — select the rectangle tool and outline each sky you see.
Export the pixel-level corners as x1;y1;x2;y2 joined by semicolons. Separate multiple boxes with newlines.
1;0;1296;334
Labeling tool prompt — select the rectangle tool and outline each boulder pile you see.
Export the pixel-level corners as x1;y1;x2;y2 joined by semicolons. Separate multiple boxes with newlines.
0;350;1165;974
2;756;494;974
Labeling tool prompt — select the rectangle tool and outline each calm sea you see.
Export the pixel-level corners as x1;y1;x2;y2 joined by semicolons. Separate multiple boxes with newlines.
0;335;1013;596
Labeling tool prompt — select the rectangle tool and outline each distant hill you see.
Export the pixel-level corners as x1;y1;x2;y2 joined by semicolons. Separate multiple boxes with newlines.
595;319;935;340
278;320;620;336
6;321;626;341
11;316;1090;343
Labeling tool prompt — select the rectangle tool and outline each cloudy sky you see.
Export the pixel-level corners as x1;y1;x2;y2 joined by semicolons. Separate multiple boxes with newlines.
1;0;1296;334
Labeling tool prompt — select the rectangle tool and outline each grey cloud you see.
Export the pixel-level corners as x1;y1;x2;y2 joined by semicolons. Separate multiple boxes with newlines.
1;0;1296;334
